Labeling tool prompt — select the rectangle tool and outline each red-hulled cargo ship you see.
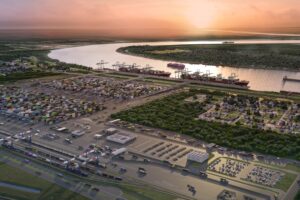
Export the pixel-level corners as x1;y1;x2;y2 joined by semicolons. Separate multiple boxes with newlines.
118;66;171;77
181;72;249;87
167;63;185;70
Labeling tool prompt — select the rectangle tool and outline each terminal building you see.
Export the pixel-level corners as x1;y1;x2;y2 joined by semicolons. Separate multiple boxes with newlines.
105;127;118;135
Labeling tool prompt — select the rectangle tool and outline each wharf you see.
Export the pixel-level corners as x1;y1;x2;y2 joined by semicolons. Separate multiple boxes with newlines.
283;76;300;82
99;69;250;90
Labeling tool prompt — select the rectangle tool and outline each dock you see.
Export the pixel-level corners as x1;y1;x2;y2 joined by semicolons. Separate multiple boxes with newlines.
280;90;300;96
283;76;300;82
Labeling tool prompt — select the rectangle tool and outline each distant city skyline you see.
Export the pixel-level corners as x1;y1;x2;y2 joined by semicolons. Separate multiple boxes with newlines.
1;0;300;38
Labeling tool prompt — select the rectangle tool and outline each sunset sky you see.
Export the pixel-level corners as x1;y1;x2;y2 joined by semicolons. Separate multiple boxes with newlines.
1;0;300;38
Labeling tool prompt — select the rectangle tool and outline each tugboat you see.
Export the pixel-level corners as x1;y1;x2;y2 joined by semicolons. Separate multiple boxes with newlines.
167;63;185;70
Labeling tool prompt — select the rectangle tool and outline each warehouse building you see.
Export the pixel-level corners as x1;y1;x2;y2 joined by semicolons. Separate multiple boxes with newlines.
106;132;136;144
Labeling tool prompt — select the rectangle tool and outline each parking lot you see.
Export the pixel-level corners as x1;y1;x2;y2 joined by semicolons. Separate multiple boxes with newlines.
128;132;207;167
208;158;249;177
244;166;285;187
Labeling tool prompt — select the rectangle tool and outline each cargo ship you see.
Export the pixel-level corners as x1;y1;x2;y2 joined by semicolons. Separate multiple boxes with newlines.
167;63;185;70
181;72;249;87
222;41;235;44
118;65;171;77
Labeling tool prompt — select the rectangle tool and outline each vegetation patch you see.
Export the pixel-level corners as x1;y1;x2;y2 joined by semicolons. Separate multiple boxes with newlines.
0;162;87;200
0;71;61;83
118;44;300;71
148;49;190;54
274;172;297;192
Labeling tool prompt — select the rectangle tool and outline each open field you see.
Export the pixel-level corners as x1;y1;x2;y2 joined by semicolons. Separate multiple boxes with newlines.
274;171;297;192
0;71;62;83
112;88;300;160
118;44;300;71
296;191;300;200
0;162;88;200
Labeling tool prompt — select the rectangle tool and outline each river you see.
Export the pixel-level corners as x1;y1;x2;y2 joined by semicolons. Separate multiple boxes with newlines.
49;40;300;92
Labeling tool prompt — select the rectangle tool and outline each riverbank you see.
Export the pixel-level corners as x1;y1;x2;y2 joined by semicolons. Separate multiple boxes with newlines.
117;44;300;72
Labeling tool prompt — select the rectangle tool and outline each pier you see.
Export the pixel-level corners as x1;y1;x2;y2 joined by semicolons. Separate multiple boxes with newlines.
283;76;300;83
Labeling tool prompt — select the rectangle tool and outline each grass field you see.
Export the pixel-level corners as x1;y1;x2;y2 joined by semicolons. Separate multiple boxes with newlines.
143;78;180;85
274;172;297;192
295;190;300;200
0;162;88;200
0;71;61;83
97;72;131;80
148;49;190;54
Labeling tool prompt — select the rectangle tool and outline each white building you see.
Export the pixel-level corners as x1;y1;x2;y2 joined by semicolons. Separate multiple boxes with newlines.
94;134;103;140
105;127;118;135
71;130;85;138
112;147;127;156
187;151;209;163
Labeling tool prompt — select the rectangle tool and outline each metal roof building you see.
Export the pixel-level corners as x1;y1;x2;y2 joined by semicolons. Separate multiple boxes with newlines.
187;151;209;163
106;132;136;144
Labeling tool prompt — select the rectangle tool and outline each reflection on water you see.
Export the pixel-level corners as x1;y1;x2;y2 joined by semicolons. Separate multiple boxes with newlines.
49;40;300;92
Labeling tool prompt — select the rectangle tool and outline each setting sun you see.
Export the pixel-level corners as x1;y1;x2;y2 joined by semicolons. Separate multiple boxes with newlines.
184;3;216;29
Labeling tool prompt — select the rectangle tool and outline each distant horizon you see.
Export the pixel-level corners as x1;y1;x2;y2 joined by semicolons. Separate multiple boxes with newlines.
1;28;300;40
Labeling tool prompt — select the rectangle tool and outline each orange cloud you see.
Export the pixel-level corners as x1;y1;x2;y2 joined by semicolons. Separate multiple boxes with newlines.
0;0;299;38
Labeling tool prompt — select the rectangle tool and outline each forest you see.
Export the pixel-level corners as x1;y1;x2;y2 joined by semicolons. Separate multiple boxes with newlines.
118;44;300;71
112;89;300;160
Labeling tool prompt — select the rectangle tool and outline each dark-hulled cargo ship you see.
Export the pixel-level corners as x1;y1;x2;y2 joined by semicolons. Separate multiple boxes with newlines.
167;63;185;70
181;72;249;87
